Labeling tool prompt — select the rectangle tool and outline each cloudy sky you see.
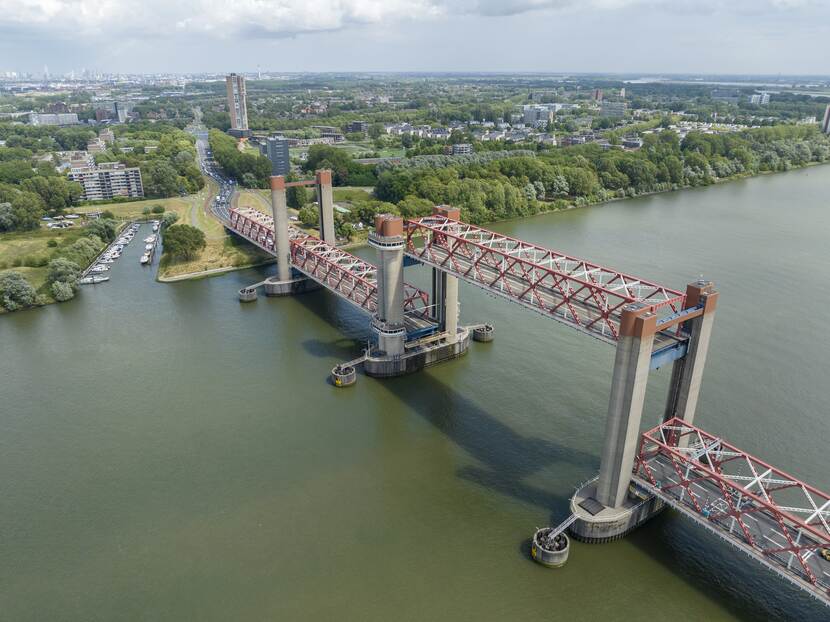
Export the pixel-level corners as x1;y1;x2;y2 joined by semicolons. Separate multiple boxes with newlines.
0;0;827;75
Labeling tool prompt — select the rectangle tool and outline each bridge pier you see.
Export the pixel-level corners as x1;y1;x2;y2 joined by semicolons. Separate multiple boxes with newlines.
572;282;718;542
315;169;336;244
429;206;462;344
571;305;665;541
264;174;320;295
663;280;718;426
363;213;469;378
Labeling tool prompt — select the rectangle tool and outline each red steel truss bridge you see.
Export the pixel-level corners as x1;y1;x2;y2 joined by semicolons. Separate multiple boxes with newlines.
228;207;429;316
633;418;830;604
404;215;686;347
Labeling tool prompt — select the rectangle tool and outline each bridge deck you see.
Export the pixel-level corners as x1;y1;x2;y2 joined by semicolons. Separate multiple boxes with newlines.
634;418;830;605
406;215;685;345
228;207;431;319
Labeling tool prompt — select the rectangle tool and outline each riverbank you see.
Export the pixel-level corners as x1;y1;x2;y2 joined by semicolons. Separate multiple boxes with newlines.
0;221;116;313
3;163;829;621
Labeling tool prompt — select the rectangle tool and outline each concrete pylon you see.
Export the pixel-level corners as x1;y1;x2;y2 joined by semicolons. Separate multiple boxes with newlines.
663;281;718;425
369;214;406;356
595;305;657;509
430;205;461;342
270;175;291;282
315;169;335;244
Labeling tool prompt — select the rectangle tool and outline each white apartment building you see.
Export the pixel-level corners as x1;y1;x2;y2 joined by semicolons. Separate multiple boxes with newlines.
68;162;144;201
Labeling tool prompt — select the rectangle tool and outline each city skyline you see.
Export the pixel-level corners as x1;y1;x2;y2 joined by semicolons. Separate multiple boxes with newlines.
1;0;828;76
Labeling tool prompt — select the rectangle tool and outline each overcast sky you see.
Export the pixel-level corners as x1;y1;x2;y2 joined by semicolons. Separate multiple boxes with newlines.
0;0;827;76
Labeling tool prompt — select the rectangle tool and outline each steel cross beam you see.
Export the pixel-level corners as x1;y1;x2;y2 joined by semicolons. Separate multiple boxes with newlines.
405;215;685;343
634;418;830;604
228;208;429;316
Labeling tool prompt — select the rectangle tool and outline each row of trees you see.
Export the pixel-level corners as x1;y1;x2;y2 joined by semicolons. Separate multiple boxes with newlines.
302;145;376;186
208;129;271;188
369;126;830;225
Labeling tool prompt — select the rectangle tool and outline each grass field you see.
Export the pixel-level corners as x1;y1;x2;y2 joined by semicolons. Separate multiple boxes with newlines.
0;225;110;311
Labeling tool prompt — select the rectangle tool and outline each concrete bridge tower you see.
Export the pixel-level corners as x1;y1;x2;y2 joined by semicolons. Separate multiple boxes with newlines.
369;214;407;357
429;206;461;344
315;170;336;244
570;280;718;542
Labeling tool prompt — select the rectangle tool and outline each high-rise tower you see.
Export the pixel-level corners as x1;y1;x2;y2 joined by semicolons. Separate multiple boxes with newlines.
225;73;249;133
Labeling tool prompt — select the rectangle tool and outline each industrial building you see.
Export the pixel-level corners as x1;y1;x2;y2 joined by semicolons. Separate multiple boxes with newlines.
68;162;144;201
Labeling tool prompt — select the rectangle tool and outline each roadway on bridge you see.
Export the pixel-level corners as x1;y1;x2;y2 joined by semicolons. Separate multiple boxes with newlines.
635;454;830;603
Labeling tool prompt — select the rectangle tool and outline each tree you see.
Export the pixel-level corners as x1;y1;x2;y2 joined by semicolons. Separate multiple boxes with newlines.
0;271;37;311
287;184;309;209
0;186;45;231
47;258;81;287
298;205;319;227
141;161;180;198
162;224;206;259
84;219;117;243
21;175;82;213
161;211;180;229
151;205;165;214
0;202;15;231
51;281;75;302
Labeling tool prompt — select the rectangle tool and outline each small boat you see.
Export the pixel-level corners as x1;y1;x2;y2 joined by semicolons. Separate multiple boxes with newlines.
99;258;115;264
145;244;154;251
79;276;109;285
90;265;109;273
143;236;154;243
140;254;151;265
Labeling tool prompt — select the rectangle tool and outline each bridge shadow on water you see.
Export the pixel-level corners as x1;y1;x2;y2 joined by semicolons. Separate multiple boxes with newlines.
290;289;596;522
288;290;827;619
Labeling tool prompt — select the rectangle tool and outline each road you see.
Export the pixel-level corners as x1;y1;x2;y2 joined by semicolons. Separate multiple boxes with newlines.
636;452;830;605
188;112;234;223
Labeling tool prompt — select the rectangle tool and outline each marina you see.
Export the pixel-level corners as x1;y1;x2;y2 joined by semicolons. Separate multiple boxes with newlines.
140;223;160;265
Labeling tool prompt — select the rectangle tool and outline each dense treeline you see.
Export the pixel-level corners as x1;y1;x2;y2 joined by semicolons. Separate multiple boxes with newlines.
372;125;830;224
208;129;271;188
96;123;205;197
302;145;376;186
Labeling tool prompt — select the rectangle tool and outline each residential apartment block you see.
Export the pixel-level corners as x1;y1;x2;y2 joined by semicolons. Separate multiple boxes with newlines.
68;162;144;201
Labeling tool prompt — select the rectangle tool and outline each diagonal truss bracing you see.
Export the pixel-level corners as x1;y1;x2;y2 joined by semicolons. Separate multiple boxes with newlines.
228;208;429;315
405;215;685;343
634;418;830;604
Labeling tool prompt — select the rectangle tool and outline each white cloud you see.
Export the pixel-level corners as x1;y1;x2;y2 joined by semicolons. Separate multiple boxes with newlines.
0;0;819;40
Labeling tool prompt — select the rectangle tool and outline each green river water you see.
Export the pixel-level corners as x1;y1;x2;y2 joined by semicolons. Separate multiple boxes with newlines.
2;166;829;621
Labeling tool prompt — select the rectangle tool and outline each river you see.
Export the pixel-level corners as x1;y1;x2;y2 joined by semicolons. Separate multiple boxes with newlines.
1;166;828;621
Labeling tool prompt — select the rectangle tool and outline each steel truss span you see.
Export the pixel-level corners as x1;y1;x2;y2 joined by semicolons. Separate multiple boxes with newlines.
228;208;429;315
634;418;830;605
405;215;685;343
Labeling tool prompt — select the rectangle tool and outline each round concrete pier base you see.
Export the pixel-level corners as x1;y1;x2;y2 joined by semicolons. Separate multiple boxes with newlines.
264;275;321;296
331;365;357;387
569;480;664;543
238;287;258;302
531;528;570;567
364;328;470;377
472;324;494;342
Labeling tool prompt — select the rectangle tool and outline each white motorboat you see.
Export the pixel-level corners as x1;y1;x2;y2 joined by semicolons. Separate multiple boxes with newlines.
140;254;151;265
79;275;109;285
90;265;109;273
143;236;154;243
145;244;154;251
